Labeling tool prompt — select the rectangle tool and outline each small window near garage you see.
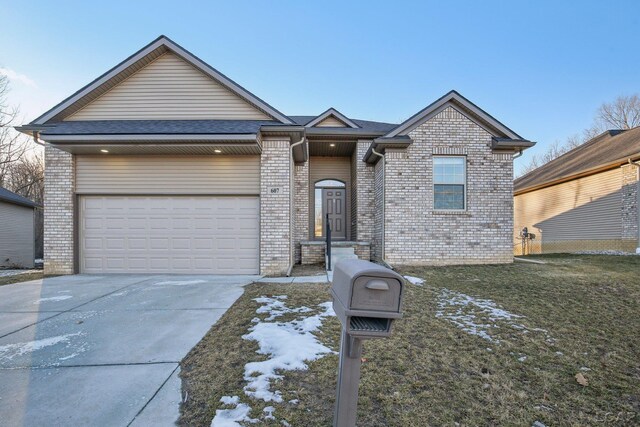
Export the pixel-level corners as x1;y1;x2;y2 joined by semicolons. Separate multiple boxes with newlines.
433;156;466;210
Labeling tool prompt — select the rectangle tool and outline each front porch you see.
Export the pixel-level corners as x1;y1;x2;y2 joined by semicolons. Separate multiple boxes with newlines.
293;135;378;266
300;240;371;265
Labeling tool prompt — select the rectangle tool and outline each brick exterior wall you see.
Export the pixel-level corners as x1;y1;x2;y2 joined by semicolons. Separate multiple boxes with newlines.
621;163;639;250
260;138;292;275
382;106;514;265
293;161;309;263
44;144;75;275
301;243;324;264
355;141;375;242
353;243;371;261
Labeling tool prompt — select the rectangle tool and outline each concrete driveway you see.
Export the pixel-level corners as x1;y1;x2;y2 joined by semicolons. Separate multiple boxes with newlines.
0;274;257;426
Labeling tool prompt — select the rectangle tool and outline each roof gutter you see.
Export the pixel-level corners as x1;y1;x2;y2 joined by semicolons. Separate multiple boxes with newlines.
491;138;536;152
260;125;307;162
363;136;413;164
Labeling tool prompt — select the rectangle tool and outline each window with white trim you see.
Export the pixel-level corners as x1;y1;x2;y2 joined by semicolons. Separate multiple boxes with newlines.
433;156;466;210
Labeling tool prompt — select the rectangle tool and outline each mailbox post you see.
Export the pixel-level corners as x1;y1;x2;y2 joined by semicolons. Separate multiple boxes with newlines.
330;260;405;427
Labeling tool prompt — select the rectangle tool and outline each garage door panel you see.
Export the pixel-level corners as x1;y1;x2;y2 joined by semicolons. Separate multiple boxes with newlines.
80;196;259;274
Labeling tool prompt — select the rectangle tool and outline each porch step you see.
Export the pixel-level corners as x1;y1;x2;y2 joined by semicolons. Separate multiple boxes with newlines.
326;247;357;271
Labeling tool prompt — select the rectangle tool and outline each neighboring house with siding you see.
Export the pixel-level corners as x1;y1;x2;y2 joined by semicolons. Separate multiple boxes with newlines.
16;36;534;276
514;127;640;255
0;187;39;268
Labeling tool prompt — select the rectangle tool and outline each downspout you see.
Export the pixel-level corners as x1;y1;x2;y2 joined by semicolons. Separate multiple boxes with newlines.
286;136;306;277
371;147;393;270
627;159;640;254
513;149;523;159
32;131;46;147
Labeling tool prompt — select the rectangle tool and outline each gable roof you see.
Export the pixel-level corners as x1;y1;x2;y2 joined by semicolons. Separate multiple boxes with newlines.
384;90;523;139
28;35;292;125
0;187;39;208
304;108;360;128
289;116;397;134
514;127;640;194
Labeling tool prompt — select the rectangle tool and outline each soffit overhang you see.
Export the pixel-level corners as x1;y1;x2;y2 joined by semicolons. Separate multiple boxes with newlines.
363;136;413;164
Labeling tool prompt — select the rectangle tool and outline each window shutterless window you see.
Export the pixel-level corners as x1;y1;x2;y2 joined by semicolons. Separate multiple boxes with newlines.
433;156;466;210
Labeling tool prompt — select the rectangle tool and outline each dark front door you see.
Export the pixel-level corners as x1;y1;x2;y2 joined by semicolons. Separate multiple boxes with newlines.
323;188;346;239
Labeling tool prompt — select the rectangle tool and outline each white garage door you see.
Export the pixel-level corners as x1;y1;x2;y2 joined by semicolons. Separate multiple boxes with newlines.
80;196;259;274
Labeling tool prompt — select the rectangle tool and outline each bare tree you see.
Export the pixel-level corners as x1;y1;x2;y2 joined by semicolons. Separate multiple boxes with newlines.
0;74;31;186
1;74;43;257
596;94;640;130
518;93;640;177
519;140;578;175
6;152;44;204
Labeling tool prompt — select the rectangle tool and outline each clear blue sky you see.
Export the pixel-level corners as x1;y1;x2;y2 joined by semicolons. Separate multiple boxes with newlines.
1;0;638;174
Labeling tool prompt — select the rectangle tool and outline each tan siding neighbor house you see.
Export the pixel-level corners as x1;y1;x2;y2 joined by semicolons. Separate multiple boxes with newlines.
514;128;640;255
17;35;535;276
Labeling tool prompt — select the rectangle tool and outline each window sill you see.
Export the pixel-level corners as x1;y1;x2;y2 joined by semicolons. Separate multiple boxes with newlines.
432;210;470;216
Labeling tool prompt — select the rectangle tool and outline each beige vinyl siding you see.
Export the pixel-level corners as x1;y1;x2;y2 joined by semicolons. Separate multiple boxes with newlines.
65;53;271;120
0;201;34;268
315;116;347;127
514;168;623;246
76;155;260;194
309;156;352;239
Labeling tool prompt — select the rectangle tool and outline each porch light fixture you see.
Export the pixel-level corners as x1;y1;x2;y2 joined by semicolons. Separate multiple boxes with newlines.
100;149;109;153
330;143;336;147
214;149;222;153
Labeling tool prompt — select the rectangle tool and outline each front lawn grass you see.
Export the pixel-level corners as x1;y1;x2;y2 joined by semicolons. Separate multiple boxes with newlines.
0;271;43;287
179;255;640;426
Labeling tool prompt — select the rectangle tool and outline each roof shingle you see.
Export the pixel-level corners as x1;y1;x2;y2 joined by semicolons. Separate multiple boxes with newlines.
39;120;281;135
514;127;640;193
0;187;39;208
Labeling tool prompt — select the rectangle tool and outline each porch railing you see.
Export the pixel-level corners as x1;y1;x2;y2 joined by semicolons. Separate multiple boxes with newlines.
326;213;332;271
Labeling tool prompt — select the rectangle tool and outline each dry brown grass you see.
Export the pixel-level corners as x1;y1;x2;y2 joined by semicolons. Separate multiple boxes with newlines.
0;271;43;286
179;255;640;426
289;263;326;276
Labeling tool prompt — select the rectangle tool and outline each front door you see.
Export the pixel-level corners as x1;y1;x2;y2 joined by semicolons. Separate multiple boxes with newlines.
322;188;346;239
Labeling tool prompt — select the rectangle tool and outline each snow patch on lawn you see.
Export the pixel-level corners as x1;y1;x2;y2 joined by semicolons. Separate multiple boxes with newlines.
212;296;335;426
0;332;85;361
0;269;40;277
263;406;276;420
404;275;425;286
212;403;256;427
33;295;73;304
220;396;239;405
435;288;551;345
242;298;334;402
254;295;313;321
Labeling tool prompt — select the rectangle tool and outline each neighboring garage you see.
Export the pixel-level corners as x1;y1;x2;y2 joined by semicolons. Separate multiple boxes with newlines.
76;155;260;274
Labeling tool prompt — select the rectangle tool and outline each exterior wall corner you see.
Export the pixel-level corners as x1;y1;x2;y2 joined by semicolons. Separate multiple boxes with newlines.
44;144;76;275
260;139;292;275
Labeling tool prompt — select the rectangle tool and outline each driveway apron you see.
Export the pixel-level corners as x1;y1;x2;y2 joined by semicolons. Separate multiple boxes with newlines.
0;274;256;426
